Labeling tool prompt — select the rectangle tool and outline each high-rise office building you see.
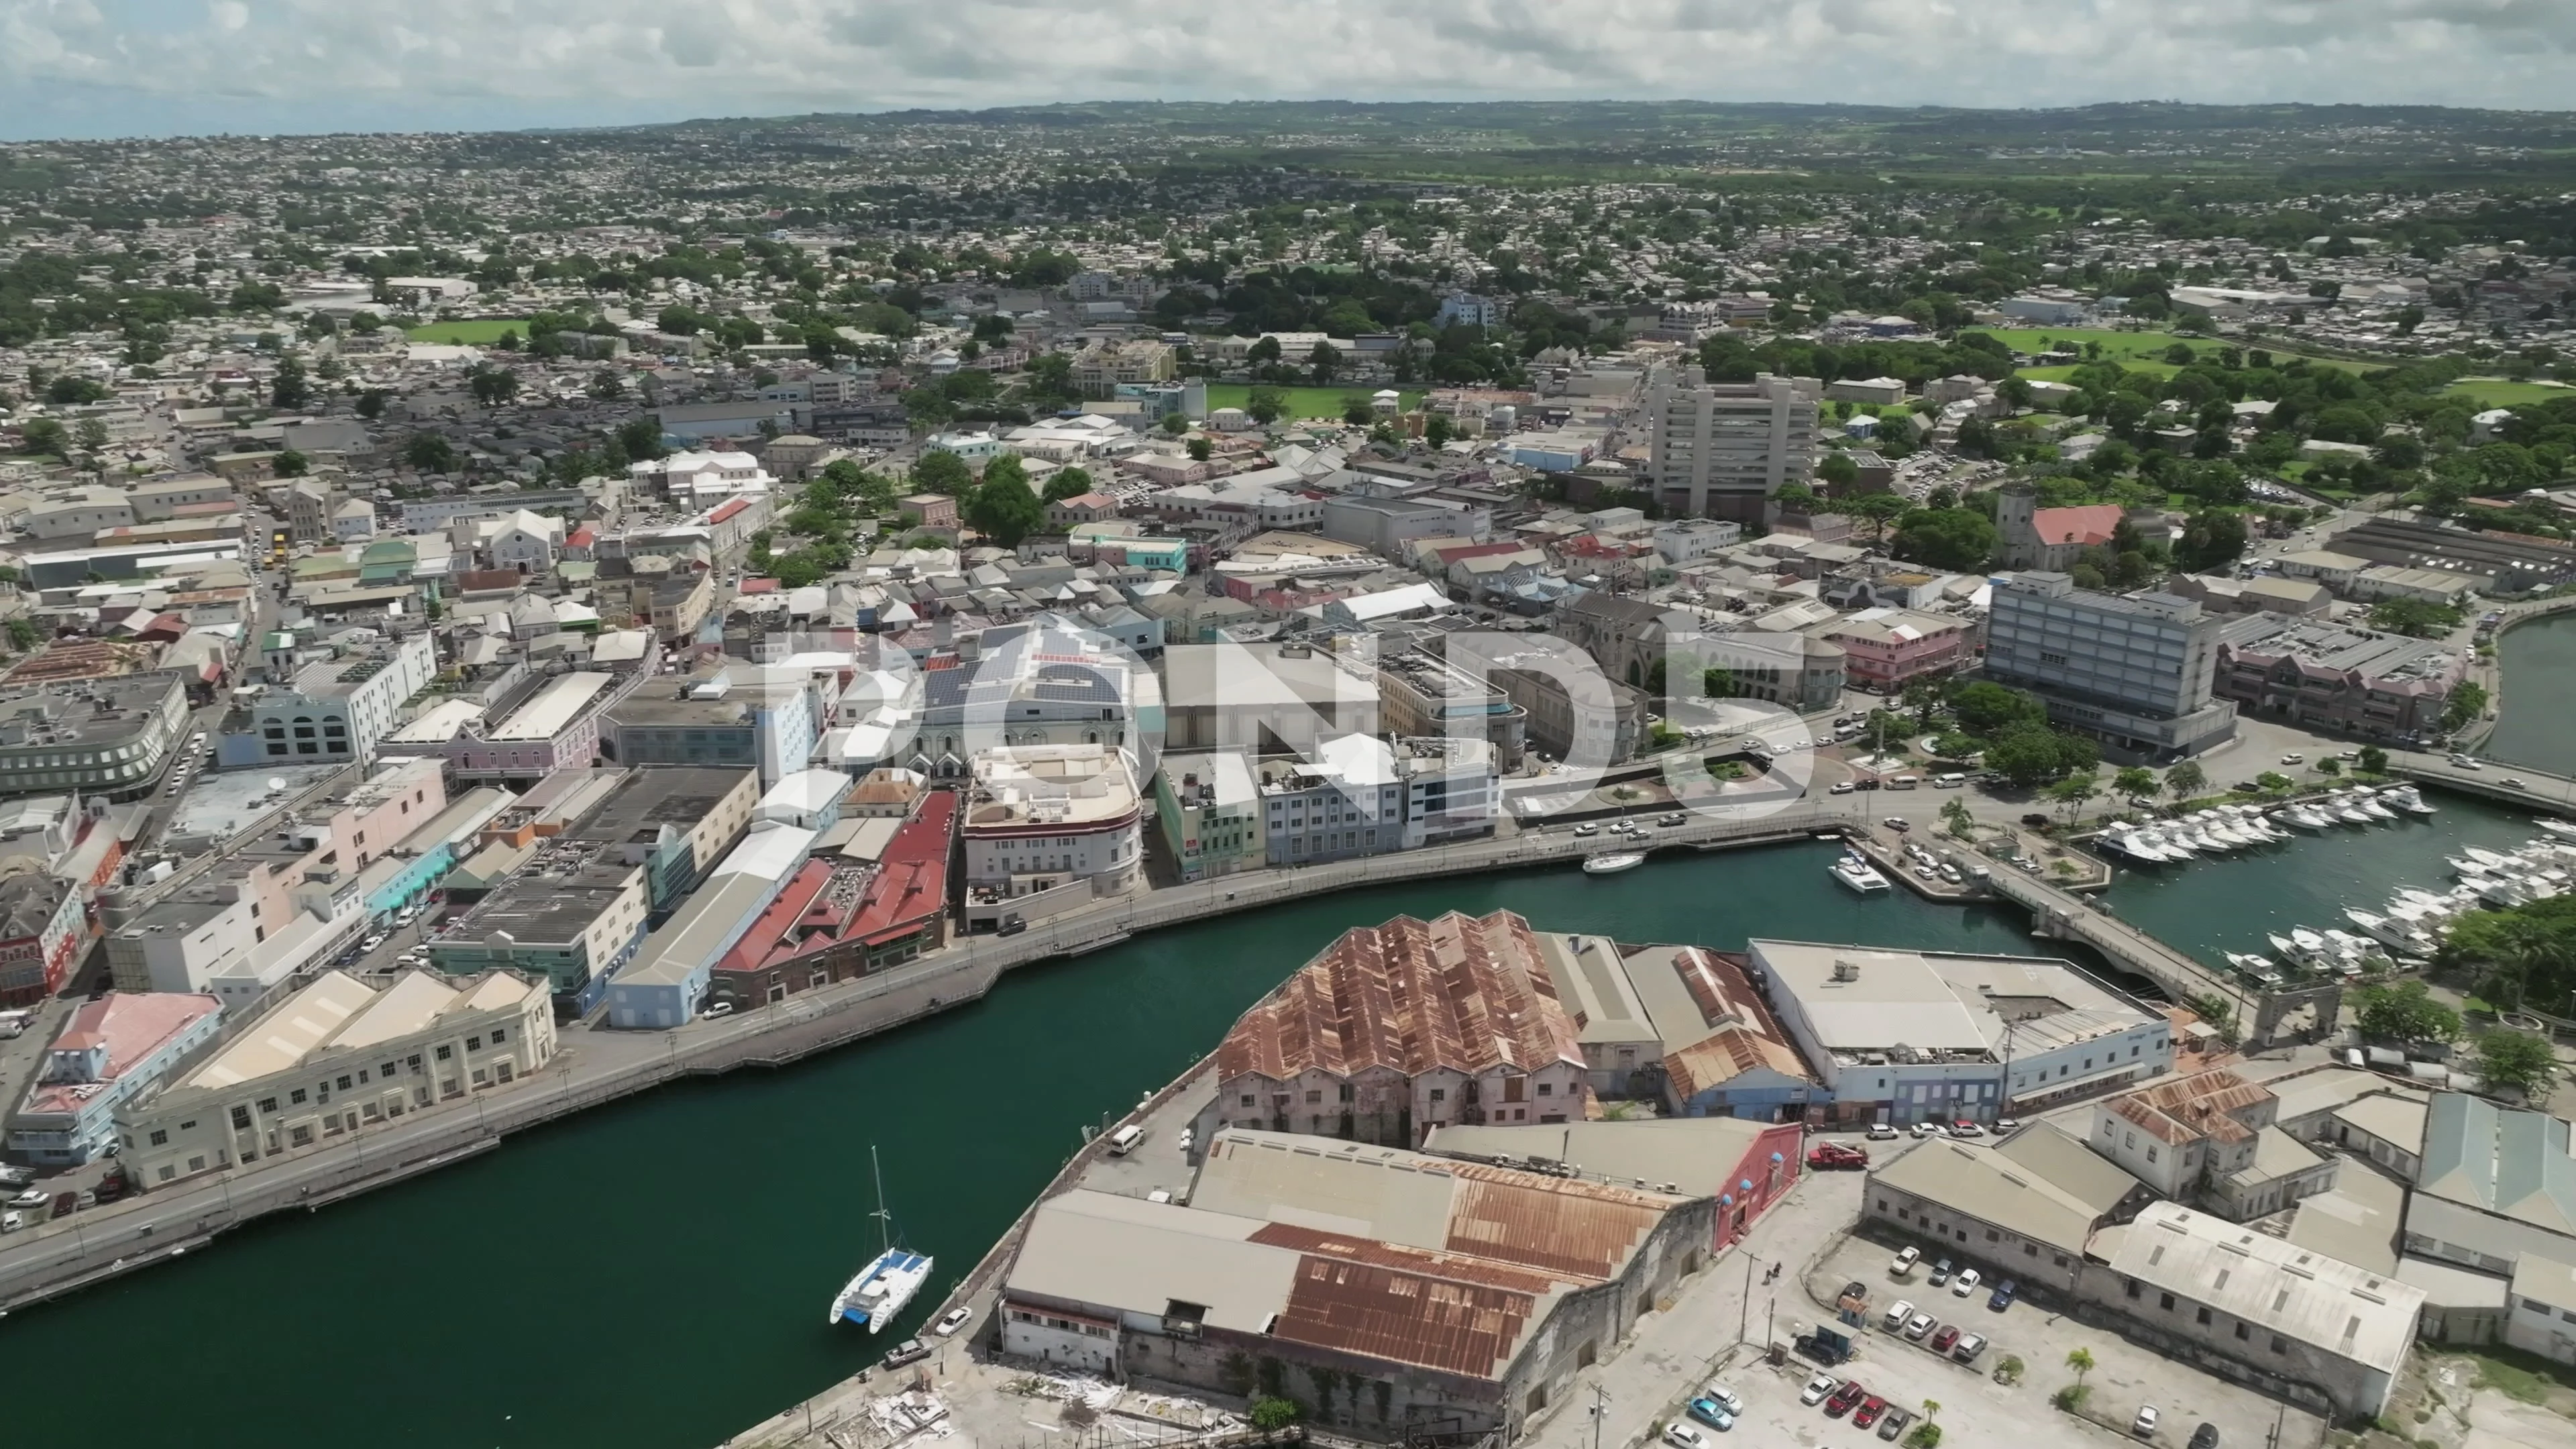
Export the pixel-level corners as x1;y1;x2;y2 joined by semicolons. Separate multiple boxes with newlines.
1984;571;2238;761
1642;370;1823;522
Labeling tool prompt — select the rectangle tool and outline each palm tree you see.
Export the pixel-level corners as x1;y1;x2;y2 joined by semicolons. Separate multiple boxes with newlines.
2065;1347;2095;1389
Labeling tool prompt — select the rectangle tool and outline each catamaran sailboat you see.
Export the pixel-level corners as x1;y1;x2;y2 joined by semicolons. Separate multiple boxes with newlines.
828;1146;932;1332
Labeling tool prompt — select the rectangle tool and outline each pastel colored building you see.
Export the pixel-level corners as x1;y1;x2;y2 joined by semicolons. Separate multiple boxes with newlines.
9;992;225;1164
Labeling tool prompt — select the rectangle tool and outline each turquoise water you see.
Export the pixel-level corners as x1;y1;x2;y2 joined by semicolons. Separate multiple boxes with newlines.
0;804;2542;1449
2486;610;2576;775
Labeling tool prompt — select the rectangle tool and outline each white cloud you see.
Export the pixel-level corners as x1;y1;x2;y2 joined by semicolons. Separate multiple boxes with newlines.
3;0;2575;138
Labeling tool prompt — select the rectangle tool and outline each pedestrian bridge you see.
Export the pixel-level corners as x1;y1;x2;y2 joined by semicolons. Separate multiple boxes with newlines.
1986;866;2341;1049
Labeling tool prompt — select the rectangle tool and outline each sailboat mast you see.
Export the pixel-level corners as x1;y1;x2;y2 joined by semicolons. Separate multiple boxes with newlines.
871;1144;892;1256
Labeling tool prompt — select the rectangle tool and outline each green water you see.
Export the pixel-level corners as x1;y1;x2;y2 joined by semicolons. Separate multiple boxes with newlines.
2486;610;2576;775
0;816;2541;1449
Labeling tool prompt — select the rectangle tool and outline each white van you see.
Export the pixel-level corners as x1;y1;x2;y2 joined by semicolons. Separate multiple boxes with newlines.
1887;775;1921;790
1106;1124;1144;1156
1933;773;1968;789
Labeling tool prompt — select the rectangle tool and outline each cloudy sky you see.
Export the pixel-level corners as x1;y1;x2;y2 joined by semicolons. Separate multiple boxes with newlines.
4;0;2575;140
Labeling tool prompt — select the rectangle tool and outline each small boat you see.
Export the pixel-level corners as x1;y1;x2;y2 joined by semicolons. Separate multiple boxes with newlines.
2465;846;2513;869
830;1146;934;1332
2267;932;2300;960
1582;853;1646;875
2334;801;2374;826
2537;819;2576;841
1830;855;1893;894
2383;786;2436;816
2356;796;2397;822
2226;952;2287;988
2278;806;2329;831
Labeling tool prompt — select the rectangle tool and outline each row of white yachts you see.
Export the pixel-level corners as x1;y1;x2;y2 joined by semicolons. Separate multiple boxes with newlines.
2221;818;2576;991
2095;784;2439;867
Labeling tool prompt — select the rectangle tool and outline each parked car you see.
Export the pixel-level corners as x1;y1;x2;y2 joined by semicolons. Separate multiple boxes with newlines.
1825;1381;1867;1418
2188;1425;2220;1449
996;916;1028;936
932;1305;973;1336
1988;1279;2018;1311
704;1002;735;1018
50;1191;75;1218
1882;1299;1916;1331
1883;817;1911;832
1662;1426;1705;1449
1993;1116;2021;1134
1947;1118;1984;1137
2020;812;2051;826
1698;1386;1743;1419
1890;1246;1920;1278
1927;1258;1951;1288
1807;1142;1868;1171
881;1338;933;1370
1866;1122;1898;1140
1930;1324;1960;1354
0;1165;33;1187
0;1209;20;1232
1831;782;1856;795
1951;1332;1988;1364
1876;1408;1913;1442
2133;1406;2161;1438
1840;1281;1868;1305
1910;1121;1944;1139
1854;1397;1887;1430
1951;1268;1982;1297
1686;1397;1735;1433
1801;1373;1837;1407
2279;753;2304;765
6;1188;46;1210
1902;1311;1936;1341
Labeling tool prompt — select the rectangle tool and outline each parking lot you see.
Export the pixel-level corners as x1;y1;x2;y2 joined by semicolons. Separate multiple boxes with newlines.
1778;1234;2327;1449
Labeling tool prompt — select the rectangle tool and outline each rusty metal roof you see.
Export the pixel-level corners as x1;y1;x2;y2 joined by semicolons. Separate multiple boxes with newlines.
1662;1024;1814;1099
2105;1069;2271;1147
1254;1223;1552;1380
1216;910;1585;1085
1441;1162;1676;1282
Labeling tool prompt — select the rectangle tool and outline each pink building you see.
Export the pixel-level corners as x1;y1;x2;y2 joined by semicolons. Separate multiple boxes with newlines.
1821;610;1975;690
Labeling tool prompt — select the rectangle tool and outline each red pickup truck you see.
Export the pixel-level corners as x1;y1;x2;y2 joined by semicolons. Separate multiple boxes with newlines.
1807;1142;1870;1171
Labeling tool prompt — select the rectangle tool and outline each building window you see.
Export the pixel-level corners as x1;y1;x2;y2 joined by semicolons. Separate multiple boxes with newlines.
491;1028;506;1044
2234;1323;2249;1340
230;1106;251;1130
290;1088;308;1105
149;1129;169;1146
436;1044;453;1061
259;1097;277;1114
2196;1307;2212;1326
2269;1336;2286;1354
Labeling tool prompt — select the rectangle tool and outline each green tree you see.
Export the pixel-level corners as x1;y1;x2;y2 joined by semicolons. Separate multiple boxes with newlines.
2357;745;2389;775
911;449;973;496
2471;1030;2558;1099
270;356;311;411
1248;1399;1301;1431
1949;681;2047;738
2113;767;2157;799
587;369;626;402
1246;386;1289;425
273;449;309;478
2368;597;2463;637
73;417;109;453
4;618;40;651
1986;729;2075;788
1844;492;1912;543
1817;452;1861;492
402;432;458;474
1424;414;1453;449
354;390;388;421
965;468;1046;545
2174;511;2249;571
2353;980;2462;1045
2443;682;2489;733
1161;412;1189;437
2165;760;2208;800
1307;341;1341;383
1187;437;1214;462
1042;467;1095;502
1889;507;1999;571
1941;798;1976;838
468;366;520;407
2065;1347;2095;1390
16;417;67;458
2045;770;2102;821
615;417;668;463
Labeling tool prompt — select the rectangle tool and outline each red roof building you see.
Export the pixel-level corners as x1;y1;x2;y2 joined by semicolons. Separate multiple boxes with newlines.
704;792;956;1010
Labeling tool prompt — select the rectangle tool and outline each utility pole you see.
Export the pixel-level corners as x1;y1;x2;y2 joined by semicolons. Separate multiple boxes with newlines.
1588;1382;1609;1449
1739;1249;1756;1345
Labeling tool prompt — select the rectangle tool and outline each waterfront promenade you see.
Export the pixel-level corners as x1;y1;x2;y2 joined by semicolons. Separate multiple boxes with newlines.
0;798;1858;1313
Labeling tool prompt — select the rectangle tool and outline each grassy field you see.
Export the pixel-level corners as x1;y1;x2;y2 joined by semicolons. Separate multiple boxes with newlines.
1201;382;1424;422
1970;325;2369;373
2439;377;2576;409
2018;361;2178;383
405;318;533;345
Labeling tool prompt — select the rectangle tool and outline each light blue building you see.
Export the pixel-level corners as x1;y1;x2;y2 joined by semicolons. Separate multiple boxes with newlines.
606;826;816;1029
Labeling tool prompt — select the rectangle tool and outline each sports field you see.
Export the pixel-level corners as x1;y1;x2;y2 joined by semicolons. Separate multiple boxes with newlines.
1201;383;1423;422
405;318;533;345
2438;377;2575;409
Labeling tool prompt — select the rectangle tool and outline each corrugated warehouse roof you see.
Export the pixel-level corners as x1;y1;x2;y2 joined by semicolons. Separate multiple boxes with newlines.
1217;911;1585;1085
2104;1202;2424;1375
1425;1118;1776;1201
2417;1092;2576;1234
1868;1138;2107;1258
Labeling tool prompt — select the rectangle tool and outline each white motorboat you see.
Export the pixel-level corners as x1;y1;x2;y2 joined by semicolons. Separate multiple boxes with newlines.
2334;800;2375;825
1830;855;1893;894
2383;786;2436;816
2463;846;2513;869
2289;926;2328;959
2346;909;2435;957
1582;853;1647;875
2279;806;2330;830
2538;819;2576;841
2267;932;2301;961
2355;796;2397;822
